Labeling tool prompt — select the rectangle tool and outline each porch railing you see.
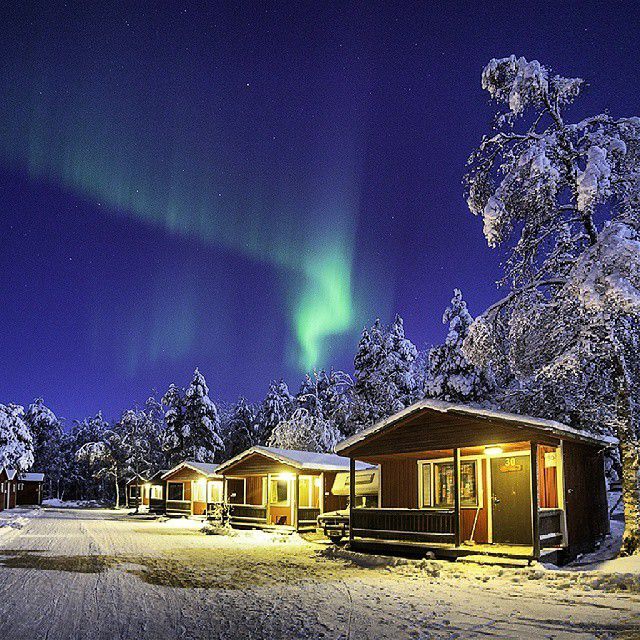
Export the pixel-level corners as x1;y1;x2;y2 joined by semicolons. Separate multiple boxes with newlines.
539;508;564;548
351;508;456;544
165;499;191;515
228;504;268;526
298;507;321;526
149;498;165;514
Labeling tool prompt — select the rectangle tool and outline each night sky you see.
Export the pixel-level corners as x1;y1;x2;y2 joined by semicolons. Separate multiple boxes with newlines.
1;1;639;421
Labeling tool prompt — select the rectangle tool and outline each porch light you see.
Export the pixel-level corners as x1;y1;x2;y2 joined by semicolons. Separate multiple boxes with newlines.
484;446;503;456
278;473;296;481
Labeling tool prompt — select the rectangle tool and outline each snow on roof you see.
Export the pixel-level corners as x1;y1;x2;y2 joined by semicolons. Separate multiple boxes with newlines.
148;470;169;482
216;446;371;474
19;472;44;482
5;469;17;480
161;461;221;479
335;399;617;454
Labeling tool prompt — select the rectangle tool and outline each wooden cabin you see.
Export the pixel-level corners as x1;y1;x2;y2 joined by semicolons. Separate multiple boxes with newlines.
335;400;615;563
16;472;44;505
161;461;223;517
148;469;168;514
126;474;150;509
215;446;370;531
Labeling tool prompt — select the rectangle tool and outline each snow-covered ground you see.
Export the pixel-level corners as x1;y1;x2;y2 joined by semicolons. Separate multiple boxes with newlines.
0;508;637;639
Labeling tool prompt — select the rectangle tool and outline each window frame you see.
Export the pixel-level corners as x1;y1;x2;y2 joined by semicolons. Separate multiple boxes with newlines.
298;475;318;509
167;481;185;502
269;477;290;506
417;456;482;509
150;485;162;500
207;480;223;503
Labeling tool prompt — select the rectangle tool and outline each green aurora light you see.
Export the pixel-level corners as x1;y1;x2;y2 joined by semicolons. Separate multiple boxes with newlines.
0;26;375;371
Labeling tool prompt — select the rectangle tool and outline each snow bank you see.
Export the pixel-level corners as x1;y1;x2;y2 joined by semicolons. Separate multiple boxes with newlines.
42;498;103;509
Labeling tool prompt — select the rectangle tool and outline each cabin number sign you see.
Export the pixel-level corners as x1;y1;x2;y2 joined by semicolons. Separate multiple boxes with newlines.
498;457;523;473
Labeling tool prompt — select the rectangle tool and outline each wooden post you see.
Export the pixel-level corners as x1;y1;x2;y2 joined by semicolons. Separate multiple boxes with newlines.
349;458;356;543
531;441;540;560
453;448;461;547
292;474;299;530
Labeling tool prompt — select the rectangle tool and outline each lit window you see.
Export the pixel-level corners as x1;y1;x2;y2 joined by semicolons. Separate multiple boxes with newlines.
150;485;162;500
419;462;432;507
433;461;479;507
208;481;223;503
269;478;290;506
192;480;207;502
167;482;184;501
298;476;319;508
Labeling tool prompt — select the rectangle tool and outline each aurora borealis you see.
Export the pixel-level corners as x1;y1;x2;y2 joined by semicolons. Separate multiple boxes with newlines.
2;1;640;419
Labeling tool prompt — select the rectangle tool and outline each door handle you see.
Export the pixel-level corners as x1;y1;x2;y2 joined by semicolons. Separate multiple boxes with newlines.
492;495;500;504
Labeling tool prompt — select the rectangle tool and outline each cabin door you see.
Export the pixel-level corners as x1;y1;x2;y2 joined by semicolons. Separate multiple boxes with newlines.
490;455;532;545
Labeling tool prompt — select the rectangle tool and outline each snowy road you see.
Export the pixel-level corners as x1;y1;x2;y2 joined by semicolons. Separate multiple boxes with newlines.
0;508;638;640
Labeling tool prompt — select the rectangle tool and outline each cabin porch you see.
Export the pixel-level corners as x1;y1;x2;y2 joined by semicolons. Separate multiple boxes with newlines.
218;473;323;531
347;440;567;560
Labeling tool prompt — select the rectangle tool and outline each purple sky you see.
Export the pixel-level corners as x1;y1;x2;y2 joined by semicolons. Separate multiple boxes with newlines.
1;1;639;422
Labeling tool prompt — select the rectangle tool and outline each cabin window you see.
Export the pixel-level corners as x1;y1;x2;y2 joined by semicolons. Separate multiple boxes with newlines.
192;480;207;502
433;461;479;507
167;482;184;501
419;462;433;507
298;476;318;508
150;485;162;500
129;485;139;498
208;481;223;503
269;478;290;506
17;483;24;491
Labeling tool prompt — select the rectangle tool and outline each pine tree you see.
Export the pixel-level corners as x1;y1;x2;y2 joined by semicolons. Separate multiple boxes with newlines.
161;383;186;465
256;380;294;445
182;368;224;462
351;315;418;434
224;397;257;459
425;290;495;403
0;403;34;471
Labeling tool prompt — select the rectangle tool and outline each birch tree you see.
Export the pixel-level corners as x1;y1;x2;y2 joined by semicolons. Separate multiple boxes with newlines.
464;55;640;554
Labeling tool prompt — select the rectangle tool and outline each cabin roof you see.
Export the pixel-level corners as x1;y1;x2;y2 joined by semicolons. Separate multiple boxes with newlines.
18;472;44;482
161;461;221;479
216;446;371;474
4;469;18;480
148;469;169;483
335;399;617;455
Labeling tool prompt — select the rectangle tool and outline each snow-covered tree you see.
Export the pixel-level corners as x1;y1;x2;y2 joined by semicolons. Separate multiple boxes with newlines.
76;414;128;507
223;396;257;459
296;369;352;437
24;398;64;497
0;403;34;471
425;290;495;403
256;380;294;445
182;368;224;462
267;408;341;453
160;383;186;465
351;315;418;434
464;55;640;554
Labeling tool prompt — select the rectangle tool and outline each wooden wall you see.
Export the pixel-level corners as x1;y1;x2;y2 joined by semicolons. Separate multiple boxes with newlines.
381;459;418;508
322;472;348;512
246;476;264;505
563;442;609;556
220;453;298;476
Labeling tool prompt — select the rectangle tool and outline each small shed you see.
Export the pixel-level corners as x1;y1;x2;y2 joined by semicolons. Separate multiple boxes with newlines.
161;461;223;517
16;472;44;505
215;446;371;531
125;474;150;509
335;400;615;563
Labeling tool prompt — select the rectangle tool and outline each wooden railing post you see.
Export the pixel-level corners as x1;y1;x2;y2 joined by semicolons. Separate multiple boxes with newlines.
349;458;356;543
531;441;540;559
453;448;461;547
